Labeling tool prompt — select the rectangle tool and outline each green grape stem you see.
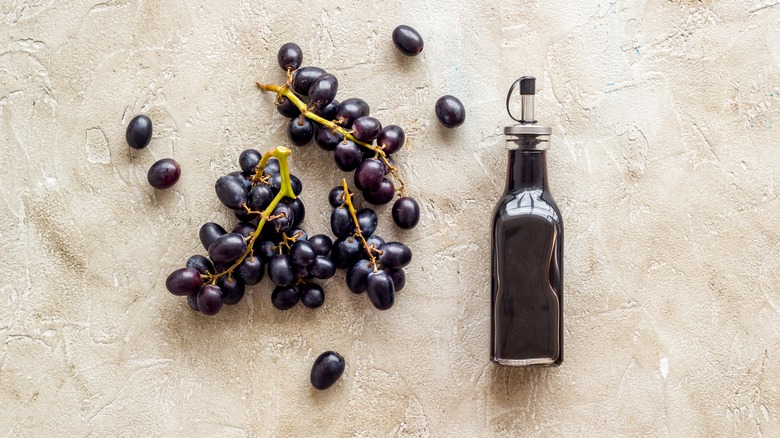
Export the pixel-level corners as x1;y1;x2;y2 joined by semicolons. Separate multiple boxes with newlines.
340;178;380;271
207;146;295;284
256;82;407;197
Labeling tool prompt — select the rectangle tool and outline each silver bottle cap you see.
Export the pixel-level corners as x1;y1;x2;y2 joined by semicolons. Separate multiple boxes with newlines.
504;76;552;137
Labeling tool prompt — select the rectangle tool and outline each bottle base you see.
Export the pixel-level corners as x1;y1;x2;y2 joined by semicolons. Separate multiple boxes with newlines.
492;356;558;367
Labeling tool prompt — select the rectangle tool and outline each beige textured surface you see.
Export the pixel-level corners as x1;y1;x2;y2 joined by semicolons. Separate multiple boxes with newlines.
2;0;779;436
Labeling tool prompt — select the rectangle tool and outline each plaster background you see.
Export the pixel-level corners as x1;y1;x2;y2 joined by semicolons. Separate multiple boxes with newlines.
1;0;779;436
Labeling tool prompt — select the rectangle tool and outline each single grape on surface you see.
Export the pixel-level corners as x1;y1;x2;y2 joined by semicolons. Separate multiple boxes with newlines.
435;95;466;128
392;25;424;56
147;158;181;189
277;42;303;71
126;115;153;149
310;351;345;390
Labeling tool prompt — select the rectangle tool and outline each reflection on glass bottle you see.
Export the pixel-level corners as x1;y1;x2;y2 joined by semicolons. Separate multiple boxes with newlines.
491;77;564;367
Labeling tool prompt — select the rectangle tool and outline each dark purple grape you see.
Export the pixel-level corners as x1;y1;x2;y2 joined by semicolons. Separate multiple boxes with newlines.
301;283;325;309
270;174;302;196
378;242;412;268
229;170;253;189
352;117;382;142
290;240;317;267
186;255;214;275
272;285;300;310
187;292;199;311
392;25;424;56
147;158;181;189
361;235;385;259
277;42;302;71
377;125;405;154
126;115;153;149
199;222;227;251
346;259;373;294
286;227;308;241
392;197;420;229
248;184;274;211
308;234;333;256
367;270;395;310
328;185;351;208
239;149;262;175
166;267;203;296
331;206;355;239
276;95;302;118
208;233;248;264
435;95;466;128
237;255;264;285
197;285;223;316
268;254;294;286
334;140;363;171
310;351;345;390
286;198;305;227
264;158;280;176
294;264;313;280
218;275;245;305
332;237;361;269
315;126;343;151
257;240;276;261
310;256;336;279
363;178;395;205
314;99;339;121
288;116;315;146
308;73;338;107
234;208;258;222
356;208;377;237
386;268;405;291
233;222;256;238
215;175;249;209
291;66;325;96
354;158;385;192
269;203;294;233
334;98;370;128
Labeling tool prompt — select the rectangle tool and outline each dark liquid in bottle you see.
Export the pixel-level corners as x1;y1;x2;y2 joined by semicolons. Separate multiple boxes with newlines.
491;149;563;366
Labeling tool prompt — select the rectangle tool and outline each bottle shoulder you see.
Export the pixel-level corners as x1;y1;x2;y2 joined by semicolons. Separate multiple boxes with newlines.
493;189;563;227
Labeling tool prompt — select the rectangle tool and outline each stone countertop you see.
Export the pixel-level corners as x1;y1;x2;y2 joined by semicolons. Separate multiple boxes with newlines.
2;1;779;436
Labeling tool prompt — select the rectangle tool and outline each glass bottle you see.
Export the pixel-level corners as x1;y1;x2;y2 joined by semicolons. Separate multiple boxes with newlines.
491;76;564;366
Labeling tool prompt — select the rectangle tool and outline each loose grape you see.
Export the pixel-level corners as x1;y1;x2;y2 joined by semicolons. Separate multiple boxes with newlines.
435;95;466;128
392;25;424;56
147;158;181;190
126;115;153;149
310;351;345;390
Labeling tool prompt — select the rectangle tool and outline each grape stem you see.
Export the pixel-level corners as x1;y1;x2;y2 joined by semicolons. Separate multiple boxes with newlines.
207;146;296;284
340;178;380;272
256;82;407;197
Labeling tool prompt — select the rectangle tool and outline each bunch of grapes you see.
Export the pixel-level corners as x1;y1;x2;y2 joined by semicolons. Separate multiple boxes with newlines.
258;43;421;230
328;181;410;310
165;146;336;316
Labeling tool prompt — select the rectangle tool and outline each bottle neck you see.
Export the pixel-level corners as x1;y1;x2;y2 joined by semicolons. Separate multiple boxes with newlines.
506;149;549;192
